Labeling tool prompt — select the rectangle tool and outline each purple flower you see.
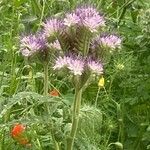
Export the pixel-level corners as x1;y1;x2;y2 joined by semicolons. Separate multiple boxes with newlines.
87;59;103;75
99;34;122;49
67;56;85;75
21;48;31;57
82;16;105;32
49;40;61;50
53;56;71;70
53;55;84;75
64;13;80;27
43;18;63;38
20;34;46;57
75;6;105;32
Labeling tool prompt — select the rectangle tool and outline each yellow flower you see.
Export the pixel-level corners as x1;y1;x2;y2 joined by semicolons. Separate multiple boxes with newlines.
98;76;104;87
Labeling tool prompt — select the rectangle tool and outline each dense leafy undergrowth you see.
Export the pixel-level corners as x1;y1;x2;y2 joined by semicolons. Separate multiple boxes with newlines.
0;0;150;150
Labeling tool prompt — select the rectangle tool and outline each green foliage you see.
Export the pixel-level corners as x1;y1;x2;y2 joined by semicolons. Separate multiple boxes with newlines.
76;105;102;149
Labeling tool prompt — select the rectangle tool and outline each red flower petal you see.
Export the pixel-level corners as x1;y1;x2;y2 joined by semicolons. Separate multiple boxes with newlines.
11;124;26;138
11;123;30;146
49;89;59;97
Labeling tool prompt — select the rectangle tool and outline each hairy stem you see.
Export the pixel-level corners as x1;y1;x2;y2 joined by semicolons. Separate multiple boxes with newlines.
0;129;5;150
43;63;60;150
43;63;48;96
51;129;60;150
95;87;100;107
67;88;82;150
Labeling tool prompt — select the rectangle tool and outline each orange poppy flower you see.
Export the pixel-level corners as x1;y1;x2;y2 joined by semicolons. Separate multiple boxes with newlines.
49;89;59;97
11;124;29;146
11;124;26;138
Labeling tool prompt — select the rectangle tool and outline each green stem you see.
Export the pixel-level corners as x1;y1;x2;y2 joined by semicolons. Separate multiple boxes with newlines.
95;87;100;107
43;63;59;150
34;130;43;150
51;130;60;150
0;109;11;150
54;141;60;150
83;30;91;56
67;88;82;150
43;63;50;116
43;63;48;96
39;0;46;27
0;129;5;150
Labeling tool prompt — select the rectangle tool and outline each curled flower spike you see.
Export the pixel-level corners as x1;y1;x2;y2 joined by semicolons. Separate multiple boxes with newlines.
82;16;104;32
49;40;61;50
20;34;47;57
43;18;63;38
75;6;99;17
99;34;122;49
53;55;104;76
53;55;84;76
67;56;85;75
75;6;105;32
53;56;71;70
87;59;103;75
64;13;80;27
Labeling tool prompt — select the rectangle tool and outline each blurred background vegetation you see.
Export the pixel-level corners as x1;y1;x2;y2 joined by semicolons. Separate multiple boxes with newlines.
0;0;150;150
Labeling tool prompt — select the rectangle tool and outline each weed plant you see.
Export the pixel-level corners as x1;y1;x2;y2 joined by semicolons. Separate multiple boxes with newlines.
0;0;150;150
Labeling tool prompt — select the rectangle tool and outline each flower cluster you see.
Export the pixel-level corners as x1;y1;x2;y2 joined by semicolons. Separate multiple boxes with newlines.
53;55;103;75
20;19;63;57
87;59;103;74
20;34;47;57
92;34;121;50
43;18;64;38
99;34;121;49
53;55;84;75
64;6;105;32
20;5;122;77
64;13;80;27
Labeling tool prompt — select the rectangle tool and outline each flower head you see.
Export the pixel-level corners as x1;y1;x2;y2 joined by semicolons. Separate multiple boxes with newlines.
64;13;80;27
67;56;85;75
11;123;29;146
75;6;105;32
87;59;103;75
11;124;26;138
53;56;71;70
43;18;63;38
99;34;122;49
49;40;61;50
98;76;104;87
53;55;84;75
49;89;59;96
20;34;46;57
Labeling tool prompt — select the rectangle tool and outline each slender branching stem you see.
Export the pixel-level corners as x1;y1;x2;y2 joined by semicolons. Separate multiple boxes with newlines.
33;130;43;150
1;110;11;150
43;63;49;96
43;63;60;150
67;88;82;150
95;87;101;107
0;129;5;150
51;129;60;150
